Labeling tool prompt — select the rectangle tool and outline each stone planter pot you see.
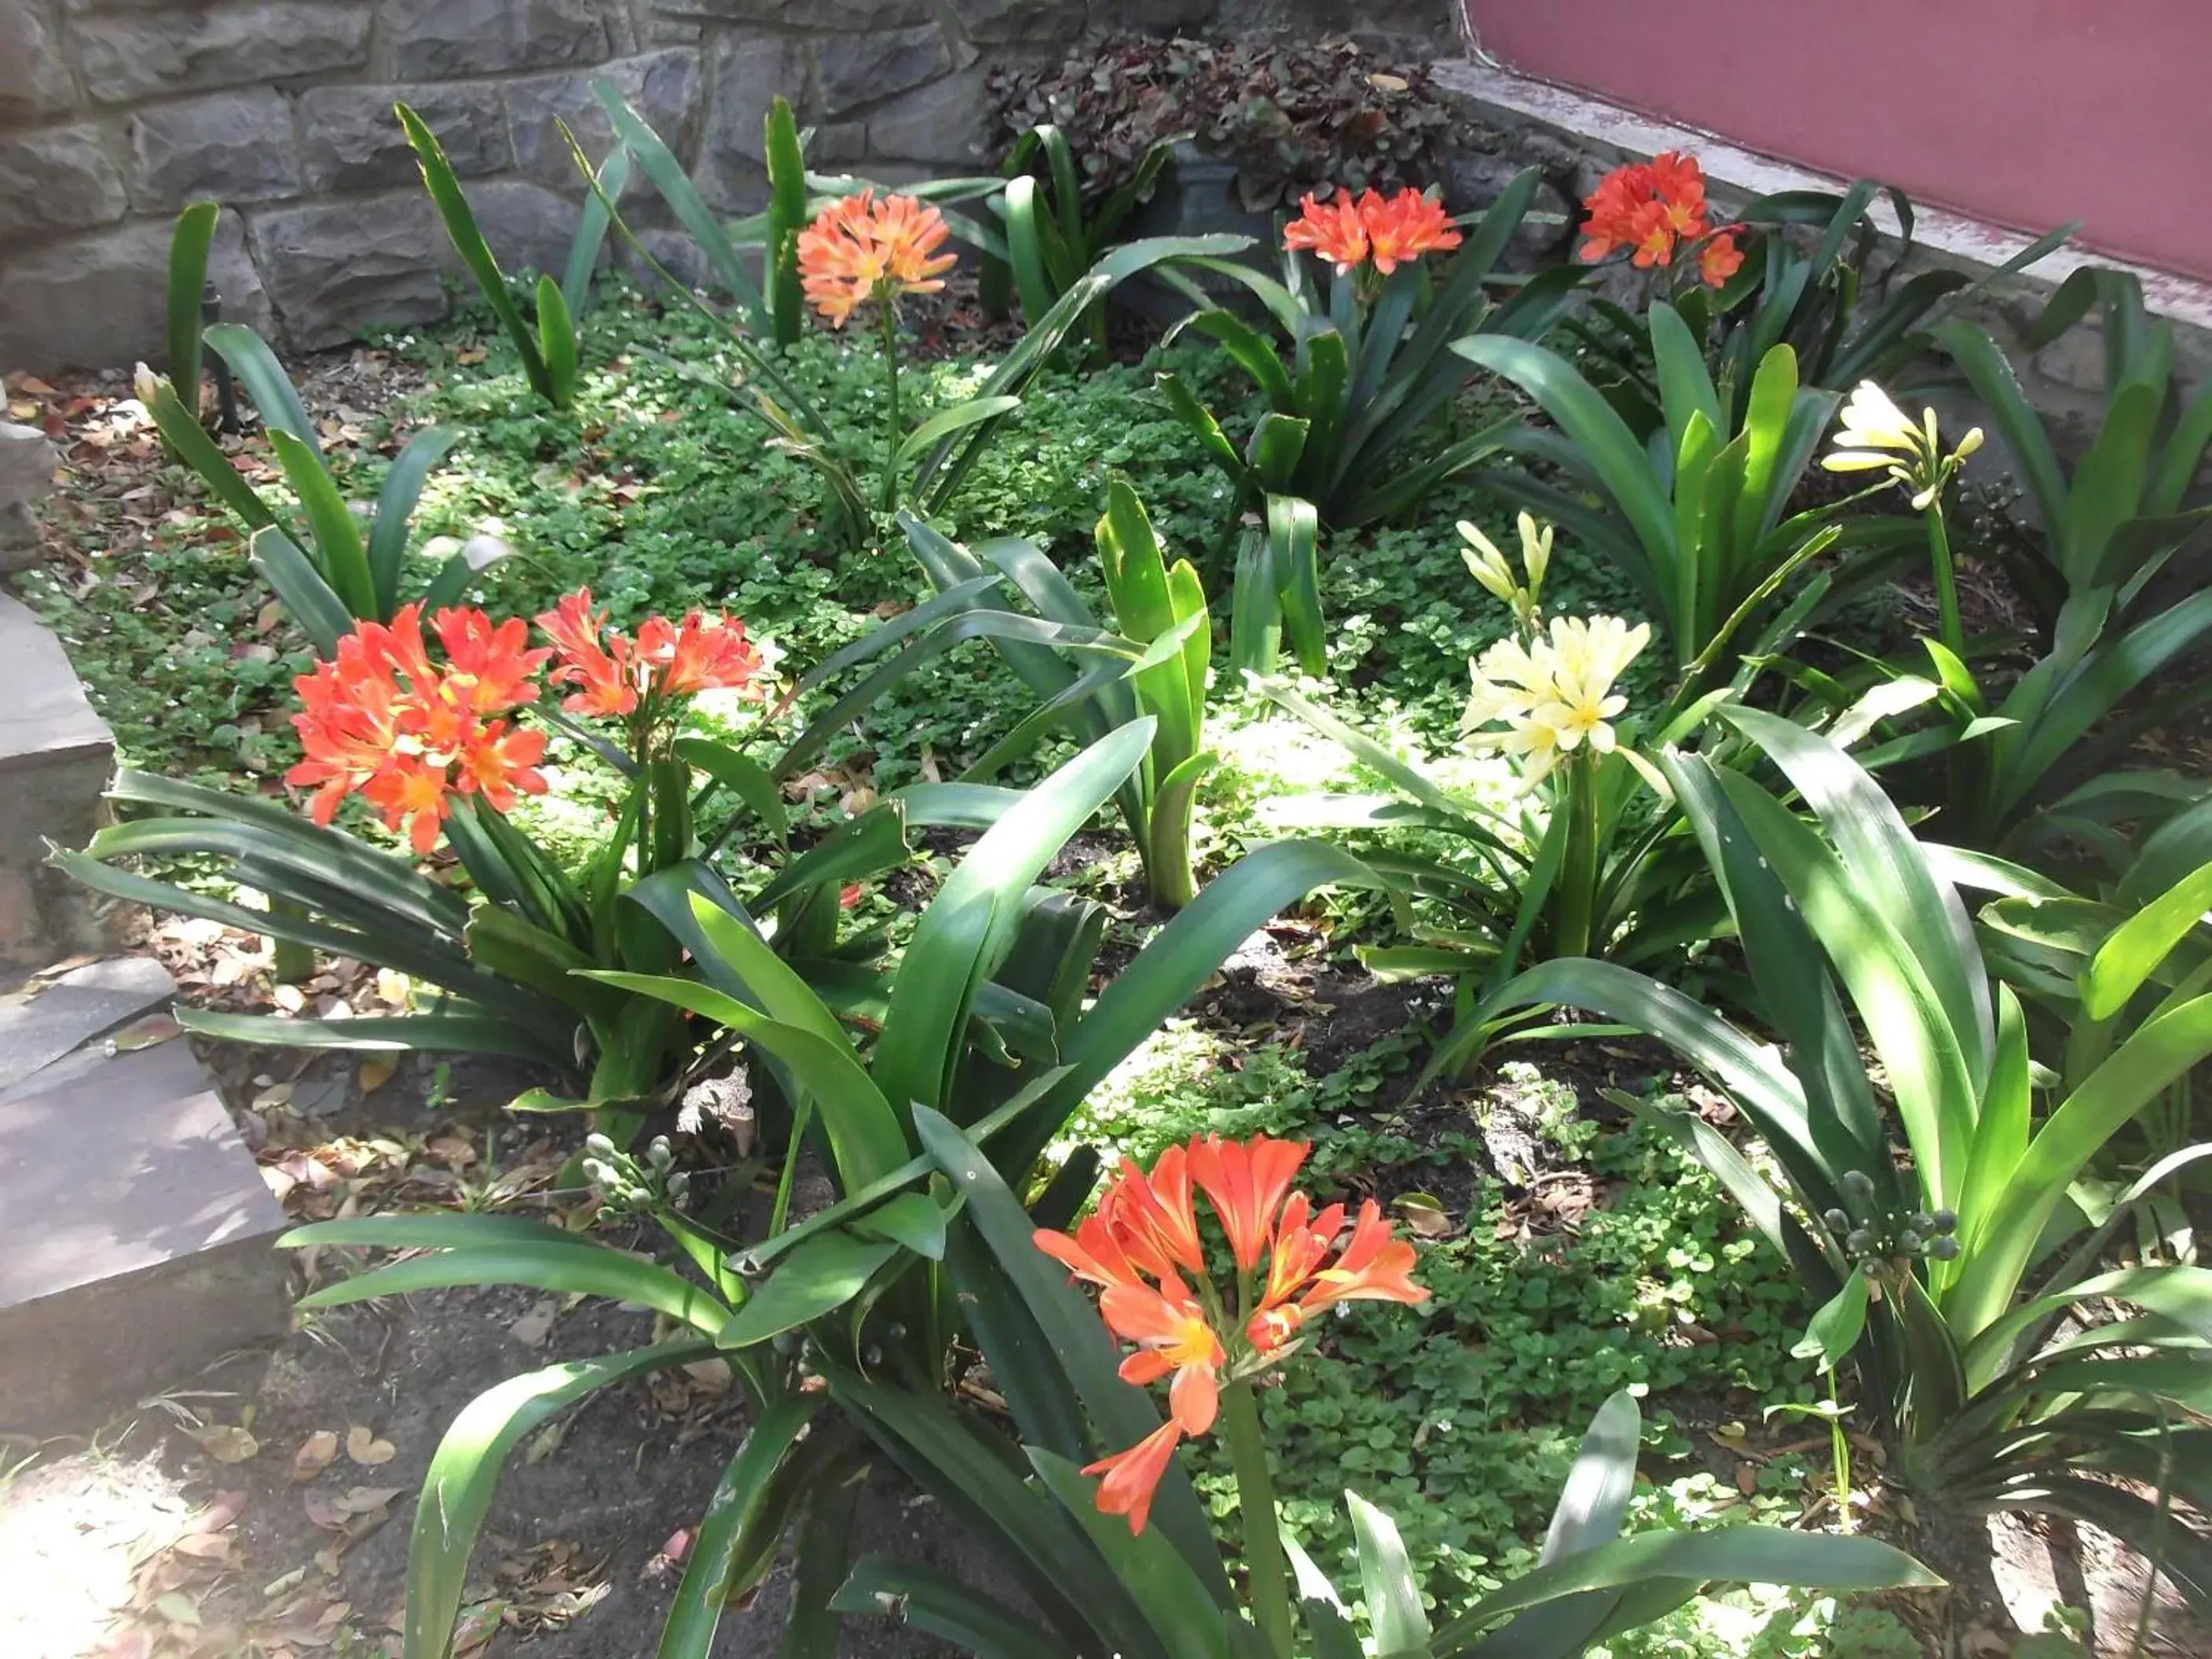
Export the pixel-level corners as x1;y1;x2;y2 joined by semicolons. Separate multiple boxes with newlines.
1113;141;1278;324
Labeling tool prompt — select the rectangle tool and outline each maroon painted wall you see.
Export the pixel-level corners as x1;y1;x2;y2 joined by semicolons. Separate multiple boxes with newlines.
1460;1;2212;281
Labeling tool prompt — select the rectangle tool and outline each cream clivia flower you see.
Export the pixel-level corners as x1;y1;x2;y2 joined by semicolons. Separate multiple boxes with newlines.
1458;521;1518;604
1823;380;1983;514
1533;616;1650;756
1463;615;1650;789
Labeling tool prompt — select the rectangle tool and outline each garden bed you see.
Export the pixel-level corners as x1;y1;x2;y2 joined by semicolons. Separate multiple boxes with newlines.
5;244;2206;1659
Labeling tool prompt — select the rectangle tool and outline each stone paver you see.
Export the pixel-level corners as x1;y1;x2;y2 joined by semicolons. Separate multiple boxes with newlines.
0;592;114;965
0;1034;290;1432
0;954;177;1094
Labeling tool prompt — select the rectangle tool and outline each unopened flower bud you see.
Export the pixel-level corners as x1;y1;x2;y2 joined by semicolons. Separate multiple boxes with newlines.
1517;511;1553;591
1953;427;1984;461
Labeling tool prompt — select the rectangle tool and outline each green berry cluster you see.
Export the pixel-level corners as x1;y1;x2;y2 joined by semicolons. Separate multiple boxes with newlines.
580;1132;691;1216
1824;1169;1957;1269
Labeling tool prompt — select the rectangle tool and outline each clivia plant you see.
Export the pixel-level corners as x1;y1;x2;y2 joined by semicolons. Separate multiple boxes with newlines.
58;589;915;1122
890;478;1217;910
1563;159;2072;435
400;101;626;410
576;90;1249;551
1793;390;2212;861
1485;709;2212;1601
144;205;512;657
1260;512;1729;1079
273;730;1397;1657
1159;169;1582;673
833;1132;1939;1657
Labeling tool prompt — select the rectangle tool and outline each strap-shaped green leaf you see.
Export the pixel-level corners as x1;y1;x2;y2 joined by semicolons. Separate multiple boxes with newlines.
658;1397;822;1657
535;273;579;408
720;1231;902;1347
833;1558;1073;1657
165;200;220;388
584;968;905;1192
398;102;555;402
873;723;1152;1121
560;141;628;325
266;426;375;617
147;378;277;529
203;322;318;452
366;423;459;617
402;1340;710;1659
248;524;353;655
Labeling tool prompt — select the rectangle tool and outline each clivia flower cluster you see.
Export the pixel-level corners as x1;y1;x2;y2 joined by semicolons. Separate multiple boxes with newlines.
534;588;766;722
1822;381;1984;511
288;606;552;855
1034;1135;1426;1533
1577;151;1743;289
286;590;764;855
1283;185;1463;284
795;190;958;328
1456;515;1654;791
1461;614;1654;790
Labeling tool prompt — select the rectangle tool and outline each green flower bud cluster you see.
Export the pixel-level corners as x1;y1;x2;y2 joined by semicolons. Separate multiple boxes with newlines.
579;1132;691;1216
1823;1169;1957;1270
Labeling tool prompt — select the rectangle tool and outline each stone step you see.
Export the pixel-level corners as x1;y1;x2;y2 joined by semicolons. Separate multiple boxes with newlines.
0;589;114;968
0;961;290;1434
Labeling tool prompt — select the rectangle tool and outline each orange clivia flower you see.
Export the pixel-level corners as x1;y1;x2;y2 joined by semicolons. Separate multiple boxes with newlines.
1298;1199;1426;1312
1578;152;1736;288
285;591;771;858
1698;231;1746;288
1284;186;1460;278
1283;190;1371;274
285;603;551;855
1101;1144;1207;1280
1101;1277;1223;1433
795;190;956;328
1188;1133;1308;1271
432;607;550;715
1083;1419;1185;1536
537;588;639;718
1035;1135;1427;1533
535;588;767;719
636;610;766;701
1359;188;1461;273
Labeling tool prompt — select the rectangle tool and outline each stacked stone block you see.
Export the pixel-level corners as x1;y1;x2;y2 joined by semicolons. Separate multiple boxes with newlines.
0;0;1460;372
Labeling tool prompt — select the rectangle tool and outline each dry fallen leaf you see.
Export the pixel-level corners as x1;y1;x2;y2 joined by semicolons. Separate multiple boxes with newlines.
1393;1193;1453;1239
188;1424;260;1463
346;1424;397;1466
509;1297;558;1349
291;1429;339;1481
357;1058;396;1095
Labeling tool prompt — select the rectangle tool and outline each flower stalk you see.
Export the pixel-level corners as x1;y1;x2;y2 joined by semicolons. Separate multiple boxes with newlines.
1219;1378;1293;1657
1822;382;1983;658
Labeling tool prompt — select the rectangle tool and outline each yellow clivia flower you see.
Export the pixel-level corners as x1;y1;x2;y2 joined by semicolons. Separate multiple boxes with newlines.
1823;381;1983;513
1518;511;1552;591
1533;616;1650;756
1462;615;1650;789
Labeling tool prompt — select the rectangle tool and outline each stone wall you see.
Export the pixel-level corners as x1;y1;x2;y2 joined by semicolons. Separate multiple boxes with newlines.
0;0;1463;374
